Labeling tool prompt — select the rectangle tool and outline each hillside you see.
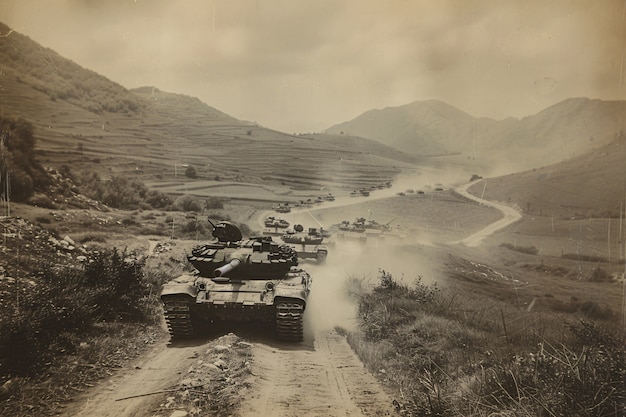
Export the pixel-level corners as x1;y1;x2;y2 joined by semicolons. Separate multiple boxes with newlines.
467;133;626;219
327;98;626;172
0;22;417;196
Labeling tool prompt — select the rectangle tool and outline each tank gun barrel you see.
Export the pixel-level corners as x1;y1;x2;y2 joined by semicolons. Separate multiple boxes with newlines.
213;258;242;277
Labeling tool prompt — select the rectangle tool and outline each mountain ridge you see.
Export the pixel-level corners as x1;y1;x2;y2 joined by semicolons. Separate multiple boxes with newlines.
326;97;626;171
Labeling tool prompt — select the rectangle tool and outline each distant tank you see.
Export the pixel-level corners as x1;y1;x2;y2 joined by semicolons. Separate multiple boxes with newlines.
281;224;325;245
264;216;290;228
160;220;311;342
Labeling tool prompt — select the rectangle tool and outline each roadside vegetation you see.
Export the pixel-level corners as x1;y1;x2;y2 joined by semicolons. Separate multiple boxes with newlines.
344;270;625;417
0;117;50;203
0;244;166;416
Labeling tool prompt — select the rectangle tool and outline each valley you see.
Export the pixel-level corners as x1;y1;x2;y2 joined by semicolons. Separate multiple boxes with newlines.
0;18;624;416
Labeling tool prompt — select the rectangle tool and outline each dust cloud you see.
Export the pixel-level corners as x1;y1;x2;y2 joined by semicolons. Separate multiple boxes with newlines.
303;236;439;339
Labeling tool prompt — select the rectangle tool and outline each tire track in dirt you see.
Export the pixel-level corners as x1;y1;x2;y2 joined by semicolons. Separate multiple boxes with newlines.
239;330;394;417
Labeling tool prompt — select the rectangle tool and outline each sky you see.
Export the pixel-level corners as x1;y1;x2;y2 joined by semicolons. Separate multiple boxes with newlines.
1;0;624;133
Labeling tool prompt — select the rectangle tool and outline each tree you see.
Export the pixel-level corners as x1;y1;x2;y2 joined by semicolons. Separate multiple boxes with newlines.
185;165;197;178
0;117;49;203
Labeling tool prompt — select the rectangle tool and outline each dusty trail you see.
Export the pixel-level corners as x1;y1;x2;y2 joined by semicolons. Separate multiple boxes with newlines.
451;181;522;246
68;341;205;417
66;329;394;417
239;330;394;417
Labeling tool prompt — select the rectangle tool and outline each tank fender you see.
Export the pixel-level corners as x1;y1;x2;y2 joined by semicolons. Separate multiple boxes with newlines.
160;283;198;299
274;290;307;307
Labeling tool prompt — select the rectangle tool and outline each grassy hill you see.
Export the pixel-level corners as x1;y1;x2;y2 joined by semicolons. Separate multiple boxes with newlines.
468;133;626;219
0;22;417;199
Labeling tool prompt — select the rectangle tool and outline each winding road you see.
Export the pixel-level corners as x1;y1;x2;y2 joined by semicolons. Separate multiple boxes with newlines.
451;181;522;246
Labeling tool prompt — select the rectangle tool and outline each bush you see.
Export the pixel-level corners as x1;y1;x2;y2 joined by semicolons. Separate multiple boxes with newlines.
0;248;152;377
181;219;205;234
184;165;197;178
205;197;224;210
0;117;50;202
175;195;201;212
28;193;58;209
357;270;440;341
80;249;149;321
76;171;171;210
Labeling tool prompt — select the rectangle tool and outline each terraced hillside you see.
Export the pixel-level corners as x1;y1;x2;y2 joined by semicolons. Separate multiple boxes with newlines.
0;22;419;197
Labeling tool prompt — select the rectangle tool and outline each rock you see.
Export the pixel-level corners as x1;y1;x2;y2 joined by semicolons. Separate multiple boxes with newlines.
202;363;221;372
213;359;228;370
63;235;75;246
212;345;230;353
169;411;188;417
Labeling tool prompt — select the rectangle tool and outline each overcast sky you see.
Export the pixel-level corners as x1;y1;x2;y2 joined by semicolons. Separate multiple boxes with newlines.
1;0;624;133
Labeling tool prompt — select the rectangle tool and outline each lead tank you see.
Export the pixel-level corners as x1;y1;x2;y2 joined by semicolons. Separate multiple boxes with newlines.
160;220;311;342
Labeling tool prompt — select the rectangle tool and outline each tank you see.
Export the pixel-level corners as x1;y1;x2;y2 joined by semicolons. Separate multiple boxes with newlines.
281;225;325;245
160;220;311;342
264;216;290;228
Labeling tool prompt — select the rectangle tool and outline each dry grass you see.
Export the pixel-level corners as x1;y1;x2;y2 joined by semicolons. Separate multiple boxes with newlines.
343;269;625;417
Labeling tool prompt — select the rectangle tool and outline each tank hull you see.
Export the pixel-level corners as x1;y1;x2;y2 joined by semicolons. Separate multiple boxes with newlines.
161;269;311;342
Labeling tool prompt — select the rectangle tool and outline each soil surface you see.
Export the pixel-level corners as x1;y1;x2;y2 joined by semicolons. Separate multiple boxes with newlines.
239;330;395;417
65;327;395;417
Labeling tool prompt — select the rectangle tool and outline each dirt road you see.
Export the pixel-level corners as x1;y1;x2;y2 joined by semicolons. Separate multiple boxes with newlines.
67;327;394;417
69;339;206;417
67;232;396;417
451;181;522;246
239;330;394;417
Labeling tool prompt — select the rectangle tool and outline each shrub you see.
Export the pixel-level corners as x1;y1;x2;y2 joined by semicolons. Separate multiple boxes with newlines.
184;165;197;178
80;248;149;321
357;270;439;341
175;195;201;212
76;171;171;210
28;193;58;209
0;248;153;377
0;117;50;202
181;219;206;234
205;197;224;210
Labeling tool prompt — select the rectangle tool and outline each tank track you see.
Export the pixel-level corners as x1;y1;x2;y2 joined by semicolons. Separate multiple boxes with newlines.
276;301;304;342
163;296;195;339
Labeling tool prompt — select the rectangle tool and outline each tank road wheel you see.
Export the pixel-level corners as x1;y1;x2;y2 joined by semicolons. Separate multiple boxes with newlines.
276;301;304;342
163;296;195;340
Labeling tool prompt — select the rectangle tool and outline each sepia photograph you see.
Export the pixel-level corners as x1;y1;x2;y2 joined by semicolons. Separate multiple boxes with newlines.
0;1;624;416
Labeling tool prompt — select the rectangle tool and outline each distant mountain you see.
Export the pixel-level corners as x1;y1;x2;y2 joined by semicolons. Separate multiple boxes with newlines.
0;22;415;192
327;100;479;156
327;98;626;171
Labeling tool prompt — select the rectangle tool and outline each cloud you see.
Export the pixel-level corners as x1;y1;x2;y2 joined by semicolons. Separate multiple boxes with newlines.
1;0;623;132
